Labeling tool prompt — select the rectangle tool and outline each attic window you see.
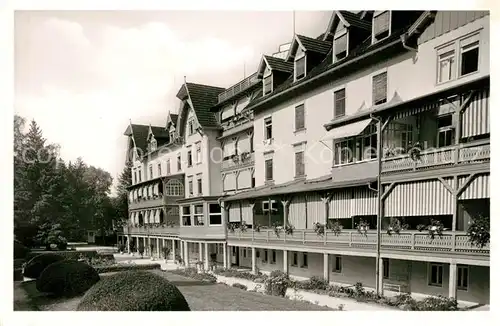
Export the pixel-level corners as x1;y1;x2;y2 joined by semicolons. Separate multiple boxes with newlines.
263;73;273;95
294;46;306;81
188;120;195;135
150;139;157;151
334;31;348;61
169;131;175;142
373;11;390;43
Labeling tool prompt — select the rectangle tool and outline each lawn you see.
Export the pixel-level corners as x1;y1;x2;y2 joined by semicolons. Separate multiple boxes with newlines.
14;271;333;311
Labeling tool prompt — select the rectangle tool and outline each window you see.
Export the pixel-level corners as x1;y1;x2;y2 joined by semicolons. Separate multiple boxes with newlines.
460;37;479;76
383;258;390;279
372;72;387;105
428;263;443;286
177;154;181;171
256;249;260;258
333;255;342;273
262;200;278;212
295;151;305;177
242;248;247;258
334;124;377;165
193;205;204;226
133;170;137;184
165;179;183;196
182;206;191;226
295;47;306;81
334;88;346;118
301;253;308;268
334;32;348;61
157;163;162;176
195;142;202;164
271;250;276;264
264;117;272;140
295;104;305;130
138;169;142;182
437;115;455;147
197;175;202;195
438;49;456;83
457;265;469;291
209;203;222;225
188;120;195;135
265;159;273;181
187;150;192;167
150;139;157;151
264;250;268;263
166;159;171;175
169;131;175;142
149;165;153;179
263;74;272;95
373;11;390;42
188;177;193;196
292;252;298;266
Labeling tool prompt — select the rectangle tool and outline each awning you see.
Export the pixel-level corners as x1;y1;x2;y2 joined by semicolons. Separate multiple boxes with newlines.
154;209;160;223
320;118;372;142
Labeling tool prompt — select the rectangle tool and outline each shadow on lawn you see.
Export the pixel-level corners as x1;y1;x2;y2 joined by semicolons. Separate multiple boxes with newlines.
19;280;82;311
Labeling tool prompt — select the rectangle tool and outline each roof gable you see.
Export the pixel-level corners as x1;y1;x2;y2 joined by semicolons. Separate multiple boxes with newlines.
323;11;372;41
286;34;332;61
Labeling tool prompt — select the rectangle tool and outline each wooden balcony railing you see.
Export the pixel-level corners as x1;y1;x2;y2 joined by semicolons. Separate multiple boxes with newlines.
218;73;260;103
227;229;489;256
382;140;490;173
123;225;179;237
221;152;255;171
129;197;164;210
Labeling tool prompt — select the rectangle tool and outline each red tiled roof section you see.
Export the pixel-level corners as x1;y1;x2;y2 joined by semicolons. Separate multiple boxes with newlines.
296;35;332;54
185;82;226;129
339;10;372;31
263;55;294;73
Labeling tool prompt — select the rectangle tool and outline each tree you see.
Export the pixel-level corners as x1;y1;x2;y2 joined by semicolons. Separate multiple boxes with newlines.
113;159;132;229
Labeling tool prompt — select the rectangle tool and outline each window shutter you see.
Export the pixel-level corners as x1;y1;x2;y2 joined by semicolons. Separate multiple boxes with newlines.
374;11;390;36
295;152;304;177
335;34;347;55
265;159;273;180
296;57;306;78
263;75;272;94
372;72;387;104
334;89;346;118
295;104;305;130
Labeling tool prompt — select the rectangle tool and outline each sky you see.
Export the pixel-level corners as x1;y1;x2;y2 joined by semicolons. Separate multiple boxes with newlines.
14;10;332;194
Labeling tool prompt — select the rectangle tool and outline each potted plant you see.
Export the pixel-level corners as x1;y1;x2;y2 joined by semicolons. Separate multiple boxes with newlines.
285;224;294;235
254;223;262;232
313;222;325;236
227;223;236;233
467;214;490;248
328;220;343;236
387;218;409;235
272;222;283;237
240;221;248;232
356;219;369;235
408;142;422;161
417;219;444;240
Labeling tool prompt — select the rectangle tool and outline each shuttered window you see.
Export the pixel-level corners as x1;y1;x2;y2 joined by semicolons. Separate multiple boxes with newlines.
295;151;305;177
263;74;272;95
334;88;346;118
334;33;347;58
372;72;387;105
265;159;273;181
373;11;390;40
295;104;305;130
295;56;306;80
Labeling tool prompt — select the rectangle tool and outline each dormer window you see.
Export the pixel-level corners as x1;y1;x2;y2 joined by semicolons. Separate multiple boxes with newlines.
150;139;157;151
372;11;391;43
263;66;273;95
294;46;306;81
169;131;175;142
334;30;348;62
188;120;195;135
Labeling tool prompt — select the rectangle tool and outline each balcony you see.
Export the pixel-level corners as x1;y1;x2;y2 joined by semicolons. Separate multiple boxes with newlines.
123;225;179;237
179;225;226;240
227;229;489;257
218;72;260;104
382;140;490;174
129;197;164;210
221;152;255;171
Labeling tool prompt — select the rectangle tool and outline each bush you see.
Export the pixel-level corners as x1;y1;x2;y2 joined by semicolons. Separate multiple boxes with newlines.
417;295;458;311
265;270;290;297
294;276;329;291
212;268;267;282
77;271;190;311
118;244;126;252
14;268;23;281
23;253;65;279
14;258;25;269
14;241;31;259
36;260;100;297
232;283;248;290
169;268;216;283
94;263;161;274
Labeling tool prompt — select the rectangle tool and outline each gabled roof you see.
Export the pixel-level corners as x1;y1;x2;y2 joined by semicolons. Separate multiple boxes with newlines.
123;124;150;155
338;10;372;31
176;82;225;129
263;55;294;73
149;126;170;139
296;35;332;55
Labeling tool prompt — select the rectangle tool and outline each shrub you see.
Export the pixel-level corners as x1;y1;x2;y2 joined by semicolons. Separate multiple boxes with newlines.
265;270;290;297
212;268;267;282
77;271;190;311
294;276;329;291
14;268;23;281
417;295;458;311
14;241;31;259
232;283;248;290
36;260;100;297
14;258;25;269
23;253;65;279
118;244;126;252
169;268;216;283
94;263;161;273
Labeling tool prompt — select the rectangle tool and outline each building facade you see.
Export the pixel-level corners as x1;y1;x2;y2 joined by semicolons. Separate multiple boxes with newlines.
119;10;490;305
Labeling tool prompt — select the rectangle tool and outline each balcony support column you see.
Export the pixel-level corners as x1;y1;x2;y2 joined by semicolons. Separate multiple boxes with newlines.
378;257;385;297
199;242;203;266
223;243;228;268
204;242;209;271
172;239;176;261
126;235;130;254
157;238;161;258
323;253;329;282
184;241;189;267
252;247;256;274
449;262;457;299
283;250;288;274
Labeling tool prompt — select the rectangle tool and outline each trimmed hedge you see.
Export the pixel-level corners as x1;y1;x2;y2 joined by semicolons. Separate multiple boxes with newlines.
212;268;268;282
14;241;31;259
36;260;100;297
232;283;248;290
169;268;217;283
94;263;161;274
77;271;190;311
23;253;65;279
26;250;98;261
